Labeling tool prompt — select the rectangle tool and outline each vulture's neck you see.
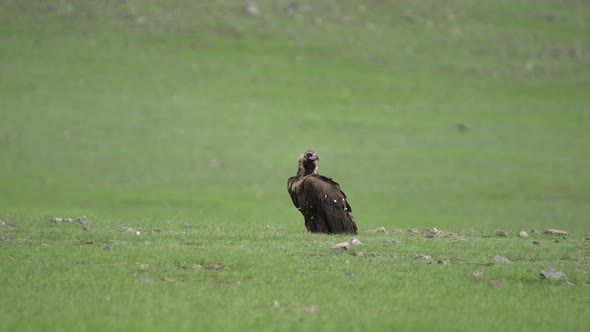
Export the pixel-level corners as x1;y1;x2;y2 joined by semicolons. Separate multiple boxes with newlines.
296;159;318;177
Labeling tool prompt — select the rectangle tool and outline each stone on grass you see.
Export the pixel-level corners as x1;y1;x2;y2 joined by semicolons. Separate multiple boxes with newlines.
366;226;388;234
348;237;363;245
120;226;141;235
1;235;9;242
424;228;444;238
493;255;511;263
410;253;432;261
271;300;280;308
496;230;508;237
540;267;567;280
470;271;484;278
543;229;567;236
437;259;450;265
518;231;529;238
75;216;88;224
332;241;349;251
407;228;419;235
383;238;399;245
578;243;590;249
531;229;542;234
50;217;63;223
532;240;540;245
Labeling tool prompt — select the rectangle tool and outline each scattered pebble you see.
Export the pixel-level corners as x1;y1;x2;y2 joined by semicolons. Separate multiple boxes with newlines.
470;271;484;279
64;218;74;223
531;229;542;234
353;251;365;257
0;220;6;226
140;277;155;284
482;234;492;238
532;240;541;245
83;225;92;232
348;237;363;245
437;259;450;265
424;228;445;238
244;2;259;16
370;252;380;257
493;255;511;263
496;230;508;237
289;304;319;313
331;241;349;251
271;300;280;308
488;278;507;288
456;123;469;132
553;239;560;243
9;257;15;262
120;226;142;235
1;235;9;242
518;231;529;238
410;253;432;261
383;238;399;245
540;267;567;280
366;226;388;234
407;228;419;235
50;217;63;223
578;243;590;248
543;229;567;236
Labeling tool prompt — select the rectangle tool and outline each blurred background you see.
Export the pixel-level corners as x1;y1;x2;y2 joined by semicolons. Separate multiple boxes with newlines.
1;0;589;231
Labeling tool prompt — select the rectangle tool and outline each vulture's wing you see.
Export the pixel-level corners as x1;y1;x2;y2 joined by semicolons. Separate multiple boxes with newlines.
287;176;300;210
300;175;357;233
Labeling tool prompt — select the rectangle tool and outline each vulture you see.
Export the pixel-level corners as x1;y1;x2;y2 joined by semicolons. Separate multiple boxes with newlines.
287;150;358;234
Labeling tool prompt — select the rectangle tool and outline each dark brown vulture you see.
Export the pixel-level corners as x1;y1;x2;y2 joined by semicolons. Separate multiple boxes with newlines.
287;150;358;234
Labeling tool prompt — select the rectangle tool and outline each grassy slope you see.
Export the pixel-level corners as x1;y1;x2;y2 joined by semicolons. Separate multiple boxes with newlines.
1;0;589;331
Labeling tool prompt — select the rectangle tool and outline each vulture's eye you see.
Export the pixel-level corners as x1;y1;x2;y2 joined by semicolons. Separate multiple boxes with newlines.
306;153;313;158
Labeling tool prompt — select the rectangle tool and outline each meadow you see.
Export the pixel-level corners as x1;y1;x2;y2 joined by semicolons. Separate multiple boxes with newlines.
1;1;589;331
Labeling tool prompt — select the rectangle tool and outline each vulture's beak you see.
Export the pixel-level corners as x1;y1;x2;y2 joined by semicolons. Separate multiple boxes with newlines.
309;154;319;161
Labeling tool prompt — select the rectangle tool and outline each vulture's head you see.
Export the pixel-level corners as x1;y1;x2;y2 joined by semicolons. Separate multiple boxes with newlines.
298;150;319;175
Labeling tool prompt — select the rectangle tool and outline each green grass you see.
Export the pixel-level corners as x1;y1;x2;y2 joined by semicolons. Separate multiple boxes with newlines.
1;0;590;331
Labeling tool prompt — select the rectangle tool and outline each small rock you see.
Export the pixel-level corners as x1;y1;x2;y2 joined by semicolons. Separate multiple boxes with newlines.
543;229;567;236
9;257;15;262
0;220;6;226
50;217;63;223
496;230;508;237
553;239;560;243
493;255;511;263
353;251;365;257
488;278;506;288
470;271;484;279
64;218;74;223
407;228;419;235
410;253;432;261
244;2;259;16
75;216;88;224
540;267;567;280
332;241;349;251
1;235;9;242
456;123;469;132
424;228;444;238
348;237;363;245
383;238;399;245
271;300;280;308
83;225;92;231
482;234;492;238
344;272;355;278
578;243;590;248
532;240;541;245
531;229;542;234
137;263;149;272
366;226;388;234
518;231;529;238
370;252;380;257
184;224;192;229
437;259;450;265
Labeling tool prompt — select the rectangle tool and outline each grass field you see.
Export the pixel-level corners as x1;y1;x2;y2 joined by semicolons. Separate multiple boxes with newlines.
1;0;590;331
